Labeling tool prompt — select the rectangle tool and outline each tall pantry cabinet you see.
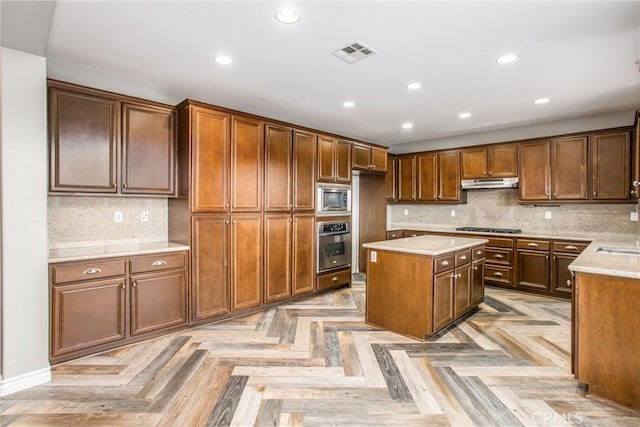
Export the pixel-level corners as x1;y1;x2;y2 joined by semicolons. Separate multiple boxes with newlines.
170;101;264;323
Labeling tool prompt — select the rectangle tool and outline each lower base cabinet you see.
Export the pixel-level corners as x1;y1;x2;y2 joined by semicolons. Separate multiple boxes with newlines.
317;267;351;290
50;251;188;363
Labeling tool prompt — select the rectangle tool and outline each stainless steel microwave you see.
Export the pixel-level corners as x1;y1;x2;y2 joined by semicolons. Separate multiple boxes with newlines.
316;183;351;216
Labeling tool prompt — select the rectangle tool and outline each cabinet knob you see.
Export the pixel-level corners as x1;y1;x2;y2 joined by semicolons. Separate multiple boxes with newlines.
225;220;230;224
473;265;478;271
123;184;128;189
567;279;572;287
132;281;137;288
488;171;492;176
112;183;117;188
553;192;557;197
460;255;467;260
441;260;449;266
120;283;125;289
593;192;597;197
332;277;338;282
289;217;293;222
225;203;229;208
633;180;640;187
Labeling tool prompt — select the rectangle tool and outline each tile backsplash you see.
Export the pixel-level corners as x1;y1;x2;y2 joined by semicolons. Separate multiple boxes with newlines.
48;196;168;249
388;189;640;237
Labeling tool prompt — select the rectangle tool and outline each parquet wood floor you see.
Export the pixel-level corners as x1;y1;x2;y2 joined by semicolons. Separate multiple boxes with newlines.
2;284;639;426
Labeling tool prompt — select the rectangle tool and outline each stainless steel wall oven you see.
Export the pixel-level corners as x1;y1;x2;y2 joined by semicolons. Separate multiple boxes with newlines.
317;220;351;272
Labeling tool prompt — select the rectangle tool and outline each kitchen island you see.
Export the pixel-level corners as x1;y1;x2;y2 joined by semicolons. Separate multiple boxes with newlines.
363;235;487;340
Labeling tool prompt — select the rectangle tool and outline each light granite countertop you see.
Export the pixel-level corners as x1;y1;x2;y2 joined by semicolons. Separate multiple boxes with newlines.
388;222;639;279
49;241;190;263
363;235;488;256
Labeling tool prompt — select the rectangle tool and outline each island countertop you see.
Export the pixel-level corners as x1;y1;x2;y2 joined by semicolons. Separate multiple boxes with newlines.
363;235;488;256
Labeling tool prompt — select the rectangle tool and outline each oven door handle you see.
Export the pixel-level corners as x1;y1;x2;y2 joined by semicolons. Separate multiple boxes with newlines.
319;232;350;237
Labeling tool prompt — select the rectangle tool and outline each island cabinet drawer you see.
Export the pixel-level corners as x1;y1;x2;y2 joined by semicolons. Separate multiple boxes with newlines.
517;239;550;251
485;248;513;265
434;254;455;273
471;245;485;260
552;241;589;254
130;252;185;274
455;250;471;267
317;269;351;290
485;265;513;286
403;230;426;238
52;260;126;284
386;231;403;240
487;237;514;249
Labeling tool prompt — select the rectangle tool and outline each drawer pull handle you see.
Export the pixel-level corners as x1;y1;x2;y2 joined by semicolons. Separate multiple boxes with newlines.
460;255;467;260
493;272;503;277
567;279;572;287
564;245;578;250
476;250;482;255
493;254;504;259
527;242;539;247
152;260;167;267
332;277;338;282
83;268;101;275
441;260;449;266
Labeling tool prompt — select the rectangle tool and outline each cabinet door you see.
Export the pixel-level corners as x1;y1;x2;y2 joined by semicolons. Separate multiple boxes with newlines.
470;259;485;306
371;147;387;173
633;113;640;200
335;140;352;183
264;124;292;211
488;144;518;178
49;87;118;193
454;264;471;318
192;215;230;320
231;116;263;212
551;253;575;297
552;136;588;200
438;151;461;201
264;214;292;303
130;270;187;336
433;271;454;331
591;132;631;200
317;135;335;181
385;155;397;202
517;250;550;291
121;102;176;195
519;140;551;201
352;143;371;171
191;107;230;212
292;214;316;296
397;155;416;201
292;130;316;211
51;278;126;358
417;153;437;201
461;147;488;179
231;214;263;311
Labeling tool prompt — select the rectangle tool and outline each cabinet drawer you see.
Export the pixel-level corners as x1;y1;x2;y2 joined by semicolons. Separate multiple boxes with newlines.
386;231;403;240
317;269;351;290
130;252;185;274
517;239;550;251
52;260;126;284
552;241;589;254
485;248;513;265
487;237;514;248
485;265;513;286
434;254;455;274
403;230;426;238
455;250;471;267
471;245;485;260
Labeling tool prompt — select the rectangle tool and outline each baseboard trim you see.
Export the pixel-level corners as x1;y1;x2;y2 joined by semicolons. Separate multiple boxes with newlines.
0;367;51;396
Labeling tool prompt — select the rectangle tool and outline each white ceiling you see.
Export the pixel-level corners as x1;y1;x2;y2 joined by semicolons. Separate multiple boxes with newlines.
2;1;640;147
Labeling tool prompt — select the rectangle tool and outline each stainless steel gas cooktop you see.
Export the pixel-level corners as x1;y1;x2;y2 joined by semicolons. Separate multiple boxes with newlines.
455;226;522;234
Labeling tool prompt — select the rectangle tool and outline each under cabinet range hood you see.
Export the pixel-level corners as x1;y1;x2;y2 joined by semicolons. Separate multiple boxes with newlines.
461;177;519;189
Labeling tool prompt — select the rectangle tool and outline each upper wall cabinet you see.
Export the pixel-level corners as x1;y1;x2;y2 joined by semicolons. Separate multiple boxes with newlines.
352;143;387;174
461;143;517;179
385;155;397;203
397;150;461;203
317;136;351;183
48;80;177;197
591;131;630;200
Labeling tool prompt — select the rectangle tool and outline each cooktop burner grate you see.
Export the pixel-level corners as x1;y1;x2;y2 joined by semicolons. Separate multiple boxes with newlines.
455;226;522;234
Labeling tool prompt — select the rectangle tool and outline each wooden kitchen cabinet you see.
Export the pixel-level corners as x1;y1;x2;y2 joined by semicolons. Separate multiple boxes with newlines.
417;153;437;201
231;214;263;311
385;155;397;202
292;130;317;211
470;258;485;306
438;150;461;201
264;214;292;303
400;150;460;203
519;140;551;201
453;251;472;318
433;270;455;331
397;155;416;201
317;135;351;183
517;250;550;292
461;143;517;179
590;131;631;200
48;80;177;197
551;136;588;200
353;143;387;173
231;116;263;212
292;214;316;296
191;215;231;320
484;237;515;288
633;111;640;200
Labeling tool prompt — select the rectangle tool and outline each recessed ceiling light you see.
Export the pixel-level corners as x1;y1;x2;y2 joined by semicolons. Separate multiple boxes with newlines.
343;101;355;108
406;82;422;90
534;98;550;104
275;8;301;24
401;122;413;129
214;55;233;65
497;54;518;64
458;112;471;119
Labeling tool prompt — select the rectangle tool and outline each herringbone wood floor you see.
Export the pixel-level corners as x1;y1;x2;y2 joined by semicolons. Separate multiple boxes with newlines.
2;284;639;426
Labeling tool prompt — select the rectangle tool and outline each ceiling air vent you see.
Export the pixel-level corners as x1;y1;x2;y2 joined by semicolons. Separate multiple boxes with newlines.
331;41;377;64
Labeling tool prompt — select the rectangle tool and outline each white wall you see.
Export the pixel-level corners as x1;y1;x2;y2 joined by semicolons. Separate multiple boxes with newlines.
0;48;50;394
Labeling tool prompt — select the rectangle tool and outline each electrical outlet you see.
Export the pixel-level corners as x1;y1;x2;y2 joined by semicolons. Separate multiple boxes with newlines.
114;211;123;223
631;212;638;221
450;209;456;217
545;211;552;220
404;209;409;216
141;211;149;222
